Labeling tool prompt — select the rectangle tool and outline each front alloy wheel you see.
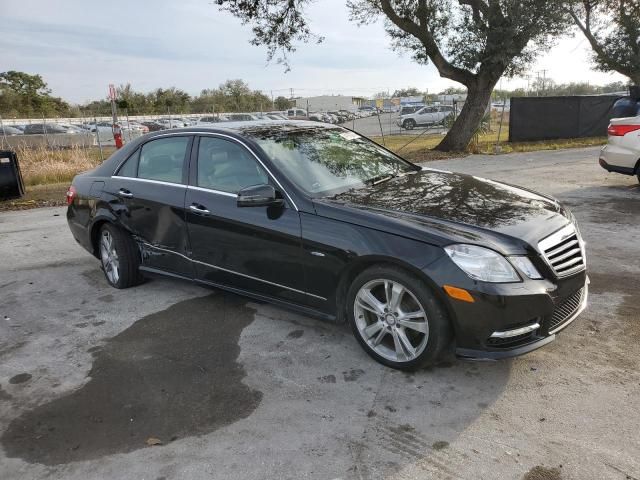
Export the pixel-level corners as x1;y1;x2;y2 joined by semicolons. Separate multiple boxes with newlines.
354;279;429;363
347;266;451;370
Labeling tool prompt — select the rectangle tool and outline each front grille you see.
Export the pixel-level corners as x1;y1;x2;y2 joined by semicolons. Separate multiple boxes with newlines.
549;287;584;332
539;225;585;277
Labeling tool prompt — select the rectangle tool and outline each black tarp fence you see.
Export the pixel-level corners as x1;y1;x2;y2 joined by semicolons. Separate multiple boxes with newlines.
508;95;621;142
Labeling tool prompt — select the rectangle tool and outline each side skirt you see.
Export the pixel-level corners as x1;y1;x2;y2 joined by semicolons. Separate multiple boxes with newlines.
138;266;338;323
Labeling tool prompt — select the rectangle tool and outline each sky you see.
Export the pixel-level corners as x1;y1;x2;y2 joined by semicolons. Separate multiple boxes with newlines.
0;0;628;104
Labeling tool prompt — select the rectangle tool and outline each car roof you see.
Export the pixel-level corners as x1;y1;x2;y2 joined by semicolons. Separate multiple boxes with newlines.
157;120;338;136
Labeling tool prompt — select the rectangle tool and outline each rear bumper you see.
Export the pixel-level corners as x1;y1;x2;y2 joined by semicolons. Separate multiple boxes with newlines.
599;145;638;174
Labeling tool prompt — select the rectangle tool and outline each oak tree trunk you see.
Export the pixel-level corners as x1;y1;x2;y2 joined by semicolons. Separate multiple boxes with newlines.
435;81;496;152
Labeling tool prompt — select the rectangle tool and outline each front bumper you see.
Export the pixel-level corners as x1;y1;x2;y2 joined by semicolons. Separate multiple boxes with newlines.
455;279;588;360
425;254;589;360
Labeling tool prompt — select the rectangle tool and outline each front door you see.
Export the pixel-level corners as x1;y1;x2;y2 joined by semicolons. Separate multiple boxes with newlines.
104;135;193;277
184;135;308;305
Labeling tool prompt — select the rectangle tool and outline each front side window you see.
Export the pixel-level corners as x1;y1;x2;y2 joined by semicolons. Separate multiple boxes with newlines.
197;137;268;193
245;126;417;197
137;136;189;184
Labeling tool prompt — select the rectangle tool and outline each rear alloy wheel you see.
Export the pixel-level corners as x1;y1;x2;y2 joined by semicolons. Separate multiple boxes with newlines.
98;224;142;289
403;119;416;130
347;266;451;370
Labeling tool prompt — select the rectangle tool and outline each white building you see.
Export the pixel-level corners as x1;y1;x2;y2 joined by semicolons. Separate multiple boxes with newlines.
295;95;364;112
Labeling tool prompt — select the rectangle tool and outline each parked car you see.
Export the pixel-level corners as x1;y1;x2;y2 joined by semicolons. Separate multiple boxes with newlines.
599;116;640;183
67;121;588;370
287;108;308;119
266;113;288;120
23;123;74;134
157;118;187;129
0;126;24;135
359;106;377;116
225;113;259;122
399;105;423;117
397;105;455;130
141;121;166;132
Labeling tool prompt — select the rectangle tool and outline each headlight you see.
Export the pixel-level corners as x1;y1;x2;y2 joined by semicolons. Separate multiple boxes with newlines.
444;244;520;283
509;256;543;279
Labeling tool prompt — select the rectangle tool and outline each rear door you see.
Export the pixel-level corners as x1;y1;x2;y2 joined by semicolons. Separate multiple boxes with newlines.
184;134;308;305
103;135;194;277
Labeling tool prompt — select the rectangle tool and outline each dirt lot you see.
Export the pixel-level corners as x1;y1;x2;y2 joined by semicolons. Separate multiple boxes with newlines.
0;146;638;480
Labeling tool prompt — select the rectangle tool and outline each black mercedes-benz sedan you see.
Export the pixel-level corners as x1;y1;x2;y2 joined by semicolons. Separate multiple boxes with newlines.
66;121;588;370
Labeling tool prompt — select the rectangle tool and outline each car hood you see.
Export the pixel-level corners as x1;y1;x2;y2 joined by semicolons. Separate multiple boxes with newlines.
315;169;571;254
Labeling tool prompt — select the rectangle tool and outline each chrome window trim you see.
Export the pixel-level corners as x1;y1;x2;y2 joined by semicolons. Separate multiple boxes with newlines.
187;185;237;198
110;176;186;188
142;242;326;301
115;131;299;211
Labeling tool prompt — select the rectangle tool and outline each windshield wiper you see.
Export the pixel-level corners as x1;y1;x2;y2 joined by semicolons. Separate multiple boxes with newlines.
364;173;396;185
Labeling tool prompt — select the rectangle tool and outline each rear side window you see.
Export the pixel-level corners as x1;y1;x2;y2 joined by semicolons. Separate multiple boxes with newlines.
197;137;268;193
137;137;190;184
116;149;139;177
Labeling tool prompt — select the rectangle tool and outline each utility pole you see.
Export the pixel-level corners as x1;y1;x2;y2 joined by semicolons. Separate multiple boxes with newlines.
271;90;274;110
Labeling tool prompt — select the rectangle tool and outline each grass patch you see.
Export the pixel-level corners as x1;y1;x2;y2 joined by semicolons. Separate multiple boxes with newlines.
13;145;116;187
0;183;69;211
372;127;606;159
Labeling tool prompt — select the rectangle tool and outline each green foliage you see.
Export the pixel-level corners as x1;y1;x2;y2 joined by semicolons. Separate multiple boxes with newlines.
0;71;72;118
1;72;274;117
274;96;292;110
392;87;424;97
568;0;640;85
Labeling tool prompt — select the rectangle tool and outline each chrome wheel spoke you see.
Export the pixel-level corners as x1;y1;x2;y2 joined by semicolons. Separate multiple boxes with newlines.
372;328;387;347
397;319;428;334
391;329;408;362
363;321;384;339
385;281;405;312
357;289;385;315
396;328;417;358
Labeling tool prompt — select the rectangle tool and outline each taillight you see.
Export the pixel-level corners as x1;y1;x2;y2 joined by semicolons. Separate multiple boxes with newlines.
66;185;77;205
607;124;640;136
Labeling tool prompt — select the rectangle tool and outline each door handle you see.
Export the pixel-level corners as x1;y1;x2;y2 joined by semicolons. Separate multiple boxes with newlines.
189;204;210;215
118;188;133;198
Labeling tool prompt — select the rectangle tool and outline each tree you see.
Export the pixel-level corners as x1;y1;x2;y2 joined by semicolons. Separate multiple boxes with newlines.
392;87;423;97
274;95;292;109
568;1;640;86
214;0;571;151
0;70;71;117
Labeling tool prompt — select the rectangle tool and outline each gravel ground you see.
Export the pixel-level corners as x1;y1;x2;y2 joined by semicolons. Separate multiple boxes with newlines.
0;146;638;480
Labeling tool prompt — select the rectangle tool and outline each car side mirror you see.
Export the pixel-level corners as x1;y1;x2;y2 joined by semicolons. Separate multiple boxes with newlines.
237;184;284;208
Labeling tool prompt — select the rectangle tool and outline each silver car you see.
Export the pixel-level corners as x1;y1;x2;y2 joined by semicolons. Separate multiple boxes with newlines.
397;105;454;130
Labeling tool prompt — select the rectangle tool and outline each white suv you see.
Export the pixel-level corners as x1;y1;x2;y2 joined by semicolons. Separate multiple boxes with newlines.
599;116;640;182
397;105;454;130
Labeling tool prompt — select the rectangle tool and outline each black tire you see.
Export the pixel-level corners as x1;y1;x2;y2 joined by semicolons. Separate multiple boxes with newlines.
346;265;452;370
98;224;142;289
403;119;416;130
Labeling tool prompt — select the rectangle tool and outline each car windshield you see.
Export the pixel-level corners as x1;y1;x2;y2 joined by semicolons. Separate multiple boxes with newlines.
244;126;418;197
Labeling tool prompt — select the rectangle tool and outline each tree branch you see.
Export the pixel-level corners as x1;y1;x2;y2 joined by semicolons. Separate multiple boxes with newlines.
379;0;476;86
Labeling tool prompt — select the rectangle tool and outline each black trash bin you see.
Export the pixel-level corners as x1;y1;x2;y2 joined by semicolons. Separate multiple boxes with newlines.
0;150;25;201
